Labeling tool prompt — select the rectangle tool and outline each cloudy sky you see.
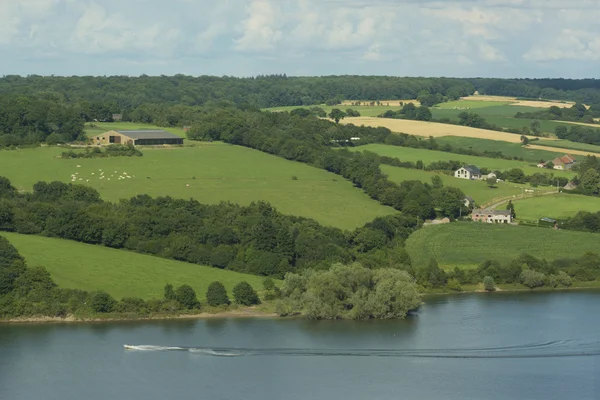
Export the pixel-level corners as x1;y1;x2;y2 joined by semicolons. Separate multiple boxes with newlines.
1;0;600;78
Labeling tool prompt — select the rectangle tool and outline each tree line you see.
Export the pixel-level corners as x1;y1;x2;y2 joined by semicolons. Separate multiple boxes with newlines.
0;176;425;278
61;144;142;159
515;103;599;122
0;94;85;148
555;124;600;146
187;109;469;220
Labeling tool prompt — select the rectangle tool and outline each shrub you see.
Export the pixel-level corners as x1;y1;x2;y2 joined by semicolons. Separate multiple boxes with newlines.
483;276;495;291
233;281;261;306
116;297;147;313
446;278;462;292
520;270;546;289
291;176;298;180
175;284;199;309
164;283;176;301
90;291;116;313
206;281;230;306
555;271;573;287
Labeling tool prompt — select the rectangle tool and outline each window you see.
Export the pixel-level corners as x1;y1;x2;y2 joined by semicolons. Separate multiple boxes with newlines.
109;136;115;144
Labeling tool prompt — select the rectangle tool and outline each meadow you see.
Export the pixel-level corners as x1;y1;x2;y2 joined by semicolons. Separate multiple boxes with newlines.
434;136;566;162
505;194;600;222
1;232;272;300
380;165;554;205
351;144;575;178
0;144;395;230
535;139;600;154
405;222;600;269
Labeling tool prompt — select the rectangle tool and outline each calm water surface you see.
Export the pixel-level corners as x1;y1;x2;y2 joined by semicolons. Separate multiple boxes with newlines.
1;291;599;400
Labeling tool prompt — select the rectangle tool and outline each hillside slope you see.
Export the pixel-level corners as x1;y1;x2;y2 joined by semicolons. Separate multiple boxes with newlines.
405;223;600;269
2;233;272;301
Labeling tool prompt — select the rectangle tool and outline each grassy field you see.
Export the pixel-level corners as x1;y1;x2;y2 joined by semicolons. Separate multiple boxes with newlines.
85;122;188;138
1;232;272;301
505;194;600;222
351;144;574;178
405;222;600;269
434;136;567;162
381;165;554;205
536;139;600;154
0;144;395;230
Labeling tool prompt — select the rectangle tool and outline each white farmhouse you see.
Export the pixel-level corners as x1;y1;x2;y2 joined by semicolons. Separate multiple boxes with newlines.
454;165;482;180
471;209;513;224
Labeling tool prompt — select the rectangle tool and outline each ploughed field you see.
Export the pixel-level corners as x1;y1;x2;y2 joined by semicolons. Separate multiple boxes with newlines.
1;232;273;301
405;223;600;269
0;144;395;230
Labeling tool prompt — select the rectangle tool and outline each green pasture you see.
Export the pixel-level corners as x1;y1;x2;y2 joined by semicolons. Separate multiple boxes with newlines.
405;222;600;269
0;144;395;230
1;232;272;301
380;165;553;205
505;194;600;222
434;136;571;162
536;139;600;154
354;144;574;178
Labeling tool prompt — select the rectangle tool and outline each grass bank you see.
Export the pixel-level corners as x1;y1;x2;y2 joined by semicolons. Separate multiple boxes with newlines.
2;232;277;301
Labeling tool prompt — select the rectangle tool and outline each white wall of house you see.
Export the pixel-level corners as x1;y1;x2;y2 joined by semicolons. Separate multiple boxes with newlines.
455;168;470;179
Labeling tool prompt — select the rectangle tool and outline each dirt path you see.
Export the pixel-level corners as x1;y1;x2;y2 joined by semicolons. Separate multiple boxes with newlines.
481;190;559;210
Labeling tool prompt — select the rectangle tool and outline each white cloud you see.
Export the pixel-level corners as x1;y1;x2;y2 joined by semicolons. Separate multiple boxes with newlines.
524;29;600;61
68;2;181;55
0;0;599;77
234;0;283;51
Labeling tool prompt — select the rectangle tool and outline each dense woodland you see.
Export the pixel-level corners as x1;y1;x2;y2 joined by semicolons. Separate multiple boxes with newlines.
555;124;600;146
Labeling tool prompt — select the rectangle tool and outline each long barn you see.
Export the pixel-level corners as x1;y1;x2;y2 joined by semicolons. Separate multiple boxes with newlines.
90;130;184;146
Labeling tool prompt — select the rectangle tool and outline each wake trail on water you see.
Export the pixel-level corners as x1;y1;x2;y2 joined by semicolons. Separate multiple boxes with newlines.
123;340;600;359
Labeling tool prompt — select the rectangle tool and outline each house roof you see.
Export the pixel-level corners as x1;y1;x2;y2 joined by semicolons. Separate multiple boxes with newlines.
540;217;557;223
553;154;576;165
115;130;181;140
464;196;475;202
463;165;481;175
473;208;511;216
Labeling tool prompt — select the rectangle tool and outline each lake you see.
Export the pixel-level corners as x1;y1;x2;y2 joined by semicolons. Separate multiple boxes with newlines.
1;291;599;400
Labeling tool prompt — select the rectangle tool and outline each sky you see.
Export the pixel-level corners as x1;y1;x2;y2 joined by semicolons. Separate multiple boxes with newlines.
1;0;600;78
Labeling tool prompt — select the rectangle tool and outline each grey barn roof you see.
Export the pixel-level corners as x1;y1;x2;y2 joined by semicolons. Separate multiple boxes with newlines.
116;130;181;140
463;165;481;175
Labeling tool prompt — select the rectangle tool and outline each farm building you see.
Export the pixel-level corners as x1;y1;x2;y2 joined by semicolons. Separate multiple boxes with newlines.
463;196;475;208
552;154;576;170
454;165;482;180
89;130;183;146
471;208;513;224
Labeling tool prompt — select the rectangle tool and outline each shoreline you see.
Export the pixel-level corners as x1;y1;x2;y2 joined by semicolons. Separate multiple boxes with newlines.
2;286;599;325
1;307;278;325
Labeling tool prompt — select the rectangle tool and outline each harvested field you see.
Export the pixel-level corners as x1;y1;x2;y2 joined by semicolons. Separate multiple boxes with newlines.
525;144;600;157
557;120;600;128
461;95;517;102
341;117;534;143
341;100;420;107
510;100;577;109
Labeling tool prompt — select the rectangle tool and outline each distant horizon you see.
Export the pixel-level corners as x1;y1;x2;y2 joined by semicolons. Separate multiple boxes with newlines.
1;1;599;78
2;74;600;81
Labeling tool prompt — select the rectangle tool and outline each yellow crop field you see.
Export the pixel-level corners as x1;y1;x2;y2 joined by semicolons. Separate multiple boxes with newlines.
461;95;578;109
340;117;535;143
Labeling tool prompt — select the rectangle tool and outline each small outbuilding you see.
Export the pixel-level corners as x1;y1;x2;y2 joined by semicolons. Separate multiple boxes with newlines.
90;130;184;146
